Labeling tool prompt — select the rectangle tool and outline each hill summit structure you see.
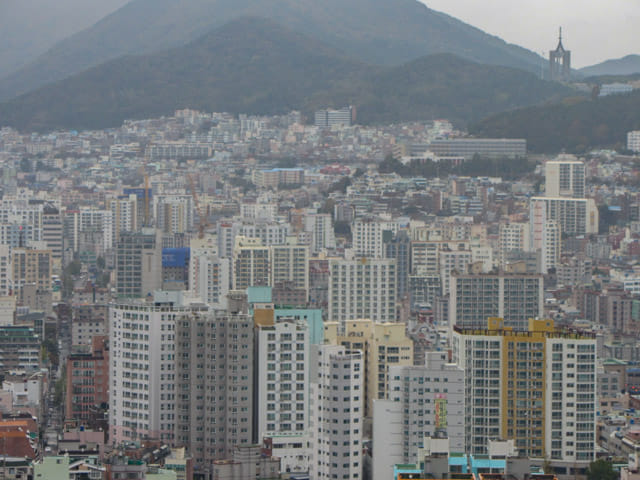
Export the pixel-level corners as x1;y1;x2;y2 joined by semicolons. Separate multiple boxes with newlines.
549;27;571;81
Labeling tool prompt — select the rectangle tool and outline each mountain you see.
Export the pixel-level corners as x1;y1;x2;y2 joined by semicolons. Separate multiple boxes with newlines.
469;91;640;153
580;55;640;77
0;0;131;79
0;17;569;132
0;0;544;101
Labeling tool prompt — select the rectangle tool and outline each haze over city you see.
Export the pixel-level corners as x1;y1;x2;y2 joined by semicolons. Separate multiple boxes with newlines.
0;1;639;480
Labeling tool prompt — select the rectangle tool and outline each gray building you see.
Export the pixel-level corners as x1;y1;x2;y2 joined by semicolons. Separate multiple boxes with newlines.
372;351;465;480
449;273;544;330
429;138;526;159
115;229;162;298
384;229;411;299
175;308;254;470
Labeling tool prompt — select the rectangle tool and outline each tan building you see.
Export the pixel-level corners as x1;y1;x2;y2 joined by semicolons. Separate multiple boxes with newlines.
232;236;270;289
324;319;413;417
270;237;309;296
11;247;52;294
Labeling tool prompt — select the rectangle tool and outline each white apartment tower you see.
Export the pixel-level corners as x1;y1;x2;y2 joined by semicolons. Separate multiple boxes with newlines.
541;219;561;273
545;157;586;198
498;223;530;265
109;301;194;445
304;213;336;254
328;258;396;329
530;197;598;236
352;218;398;258
310;344;364;480
439;248;473;295
108;194;138;242
255;320;309;441
194;255;230;309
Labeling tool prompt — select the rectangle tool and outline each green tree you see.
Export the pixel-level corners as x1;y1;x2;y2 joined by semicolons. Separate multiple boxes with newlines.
96;256;106;270
586;459;617;480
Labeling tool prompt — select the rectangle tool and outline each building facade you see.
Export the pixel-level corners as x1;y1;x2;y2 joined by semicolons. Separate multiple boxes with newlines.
452;318;596;463
310;344;364;480
328;258;397;329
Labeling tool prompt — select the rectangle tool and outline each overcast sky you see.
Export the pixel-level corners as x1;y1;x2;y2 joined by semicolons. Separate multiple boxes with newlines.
422;0;640;68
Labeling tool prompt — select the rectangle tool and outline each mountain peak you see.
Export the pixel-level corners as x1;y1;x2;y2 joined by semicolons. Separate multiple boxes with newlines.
0;0;543;102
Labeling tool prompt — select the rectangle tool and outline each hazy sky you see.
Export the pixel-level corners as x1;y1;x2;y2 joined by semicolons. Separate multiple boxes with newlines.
422;0;640;68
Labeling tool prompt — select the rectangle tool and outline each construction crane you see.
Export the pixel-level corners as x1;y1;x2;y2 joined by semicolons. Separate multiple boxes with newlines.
188;173;209;238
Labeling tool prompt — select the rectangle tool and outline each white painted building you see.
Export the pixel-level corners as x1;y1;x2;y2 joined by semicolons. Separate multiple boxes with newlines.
270;240;309;294
498;223;530;265
109;300;198;445
304;213;336;254
194;254;230;309
310;344;363;480
545;157;586;198
530;196;598;236
628;131;640;153
352;218;398;258
328;258;396;330
256;320;309;441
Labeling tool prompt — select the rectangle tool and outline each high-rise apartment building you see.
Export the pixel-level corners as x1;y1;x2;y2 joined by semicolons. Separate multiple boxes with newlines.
530;197;598;236
115;229;162;298
0;245;12;297
270;239;309;297
109;301;187;445
324;319;413;417
498;223;530;266
439;248;473;295
309;344;363;480
11;247;52;294
452;318;596;463
304;213;335;254
449;273;544;330
255;319;309;441
232;236;270;290
174;307;254;469
540;219;561;274
384;230;411;299
108;194;138;242
545;157;586;198
193;254;230;309
154;195;194;234
328;258;396;329
65;336;109;425
372;351;465;480
352;217;398;258
65;208;114;251
41;203;63;267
